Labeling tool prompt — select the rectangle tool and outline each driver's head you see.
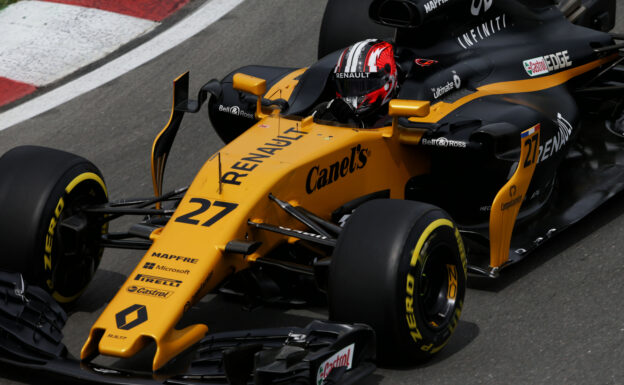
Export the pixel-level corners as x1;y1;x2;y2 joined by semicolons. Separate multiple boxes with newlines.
333;39;398;117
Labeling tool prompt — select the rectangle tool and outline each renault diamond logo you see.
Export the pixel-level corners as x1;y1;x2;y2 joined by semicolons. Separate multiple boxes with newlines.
115;304;148;330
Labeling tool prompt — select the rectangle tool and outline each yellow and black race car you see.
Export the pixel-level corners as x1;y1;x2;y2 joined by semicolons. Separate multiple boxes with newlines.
0;0;622;383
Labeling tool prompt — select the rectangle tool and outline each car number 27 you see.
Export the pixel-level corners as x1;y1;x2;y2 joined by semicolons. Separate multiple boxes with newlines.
175;198;238;227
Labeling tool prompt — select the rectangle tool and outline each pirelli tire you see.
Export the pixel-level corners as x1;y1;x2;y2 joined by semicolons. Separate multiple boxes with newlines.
0;146;108;305
329;199;467;364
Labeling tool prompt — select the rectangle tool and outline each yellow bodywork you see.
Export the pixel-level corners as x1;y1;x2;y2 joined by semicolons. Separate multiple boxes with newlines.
81;53;615;369
81;74;430;370
489;124;540;268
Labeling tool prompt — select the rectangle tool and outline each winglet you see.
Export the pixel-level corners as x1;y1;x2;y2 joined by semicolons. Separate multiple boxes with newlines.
151;72;189;200
489;124;540;269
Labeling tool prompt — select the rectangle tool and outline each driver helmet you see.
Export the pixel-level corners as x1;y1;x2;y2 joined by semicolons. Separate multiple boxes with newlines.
333;39;398;117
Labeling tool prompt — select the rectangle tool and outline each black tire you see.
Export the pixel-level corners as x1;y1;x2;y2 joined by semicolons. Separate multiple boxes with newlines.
0;146;108;304
329;199;467;364
317;0;394;60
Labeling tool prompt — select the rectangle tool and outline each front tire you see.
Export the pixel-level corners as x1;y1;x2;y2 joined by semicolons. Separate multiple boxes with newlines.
329;199;467;364
0;146;108;304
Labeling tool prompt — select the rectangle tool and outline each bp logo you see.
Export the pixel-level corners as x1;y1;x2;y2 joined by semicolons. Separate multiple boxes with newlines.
115;304;148;330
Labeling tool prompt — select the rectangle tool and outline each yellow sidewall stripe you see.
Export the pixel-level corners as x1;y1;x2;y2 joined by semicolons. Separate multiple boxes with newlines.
65;172;107;198
410;218;454;267
51;171;107;302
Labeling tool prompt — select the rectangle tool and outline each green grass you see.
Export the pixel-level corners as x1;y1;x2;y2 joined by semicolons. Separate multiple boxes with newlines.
0;0;19;10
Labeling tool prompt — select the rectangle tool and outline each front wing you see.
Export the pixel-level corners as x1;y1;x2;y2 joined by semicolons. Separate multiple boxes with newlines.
0;272;376;385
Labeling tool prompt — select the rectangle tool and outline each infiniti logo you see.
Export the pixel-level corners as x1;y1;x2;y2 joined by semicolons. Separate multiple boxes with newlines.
470;0;493;15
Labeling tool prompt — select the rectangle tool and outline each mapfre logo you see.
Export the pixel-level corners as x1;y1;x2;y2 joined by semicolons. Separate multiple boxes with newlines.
471;0;493;15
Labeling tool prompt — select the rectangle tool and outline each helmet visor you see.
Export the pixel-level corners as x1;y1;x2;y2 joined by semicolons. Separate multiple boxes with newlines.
334;72;386;97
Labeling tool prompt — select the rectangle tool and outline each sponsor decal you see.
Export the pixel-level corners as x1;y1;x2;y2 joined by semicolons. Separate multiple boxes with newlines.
334;72;370;79
43;197;64;289
457;14;507;49
287;332;307;343
115;304;148;330
538;112;572;163
432;82;454;99
316;344;354;385
521;126;538;138
107;333;127;340
424;0;449;13
523;57;549;77
127;285;173;299
142;262;190;275
134;274;182;288
523;50;572;77
279;226;331;241
480;205;492;212
151;252;198;264
415;58;438;67
306;144;368;194
446;264;458;300
471;0;493;15
421;137;467;148
218;104;255;119
501;184;522;211
431;71;461;99
222;126;307;186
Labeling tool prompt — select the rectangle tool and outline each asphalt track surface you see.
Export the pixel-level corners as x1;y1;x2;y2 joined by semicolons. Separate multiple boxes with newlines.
1;0;624;384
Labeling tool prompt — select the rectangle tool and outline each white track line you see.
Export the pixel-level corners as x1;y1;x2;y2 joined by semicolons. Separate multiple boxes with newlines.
0;0;246;132
0;1;157;86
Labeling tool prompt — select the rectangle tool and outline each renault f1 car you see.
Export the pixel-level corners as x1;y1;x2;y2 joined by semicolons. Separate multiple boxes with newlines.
0;0;623;383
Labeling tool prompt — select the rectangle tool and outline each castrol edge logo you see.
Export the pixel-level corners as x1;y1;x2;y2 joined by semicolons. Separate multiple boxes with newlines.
523;50;572;77
316;344;354;384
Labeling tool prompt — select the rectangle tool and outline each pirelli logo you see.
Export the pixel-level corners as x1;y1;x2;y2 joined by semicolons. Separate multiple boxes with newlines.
134;274;182;288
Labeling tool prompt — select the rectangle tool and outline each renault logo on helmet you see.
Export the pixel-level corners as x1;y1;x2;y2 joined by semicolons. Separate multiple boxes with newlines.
334;72;371;79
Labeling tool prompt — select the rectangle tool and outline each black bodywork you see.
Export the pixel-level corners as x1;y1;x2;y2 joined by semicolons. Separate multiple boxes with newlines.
209;0;624;275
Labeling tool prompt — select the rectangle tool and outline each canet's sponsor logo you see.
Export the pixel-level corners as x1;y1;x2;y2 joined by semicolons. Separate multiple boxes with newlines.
306;145;368;194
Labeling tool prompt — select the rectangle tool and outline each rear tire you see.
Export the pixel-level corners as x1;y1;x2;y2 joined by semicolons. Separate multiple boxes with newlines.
0;146;108;304
329;199;467;364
